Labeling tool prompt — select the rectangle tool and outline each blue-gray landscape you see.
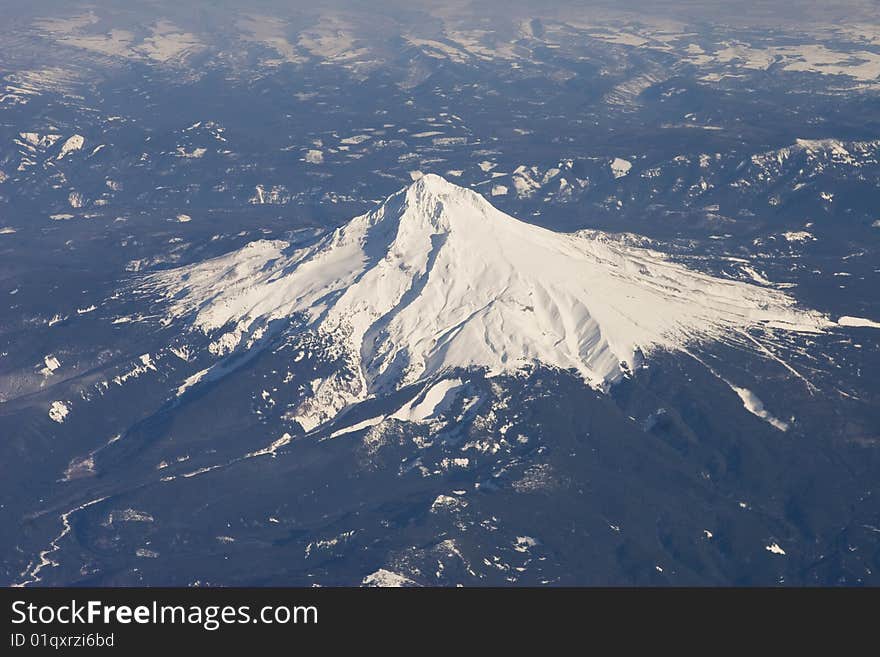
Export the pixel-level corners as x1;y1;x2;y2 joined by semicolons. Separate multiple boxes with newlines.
1;1;879;586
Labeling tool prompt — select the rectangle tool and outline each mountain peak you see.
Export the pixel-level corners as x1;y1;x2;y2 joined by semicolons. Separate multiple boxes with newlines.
368;172;509;238
409;172;458;192
145;179;831;429
407;173;490;202
404;173;490;212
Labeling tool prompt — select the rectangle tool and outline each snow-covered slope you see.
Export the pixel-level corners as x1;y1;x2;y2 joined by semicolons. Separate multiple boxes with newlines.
145;174;830;424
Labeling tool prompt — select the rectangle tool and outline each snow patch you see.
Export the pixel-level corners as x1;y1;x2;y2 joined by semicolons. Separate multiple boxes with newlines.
57;135;84;159
329;415;385;439
730;385;789;431
781;231;814;243
838;316;880;330
362;569;416;587
392;378;463;423
244;433;292;458
430;494;466;512
40;355;61;377
175;147;206;159
340;134;370;145
610;157;632;179
49;401;69;423
513;536;538;552
177;368;210;396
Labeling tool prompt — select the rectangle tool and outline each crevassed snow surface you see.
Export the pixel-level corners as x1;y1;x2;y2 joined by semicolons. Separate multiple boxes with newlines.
145;175;829;413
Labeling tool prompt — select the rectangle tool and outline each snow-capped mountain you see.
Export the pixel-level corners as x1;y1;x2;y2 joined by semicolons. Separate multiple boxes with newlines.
144;174;829;430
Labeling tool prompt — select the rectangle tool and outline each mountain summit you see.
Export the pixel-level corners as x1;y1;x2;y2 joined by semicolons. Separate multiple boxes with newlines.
146;174;829;427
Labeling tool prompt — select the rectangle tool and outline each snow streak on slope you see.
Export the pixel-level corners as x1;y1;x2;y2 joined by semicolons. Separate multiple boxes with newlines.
143;175;830;424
